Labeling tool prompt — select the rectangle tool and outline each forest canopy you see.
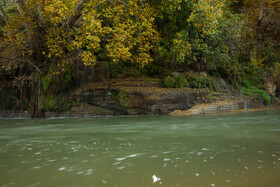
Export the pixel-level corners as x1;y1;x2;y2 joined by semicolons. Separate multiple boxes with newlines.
0;0;280;116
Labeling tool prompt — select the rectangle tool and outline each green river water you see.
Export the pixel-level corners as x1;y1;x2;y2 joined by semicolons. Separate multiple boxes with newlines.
0;110;280;187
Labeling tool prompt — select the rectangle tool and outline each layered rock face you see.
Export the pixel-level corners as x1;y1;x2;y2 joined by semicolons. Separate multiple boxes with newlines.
68;78;209;116
1;77;278;118
62;77;278;117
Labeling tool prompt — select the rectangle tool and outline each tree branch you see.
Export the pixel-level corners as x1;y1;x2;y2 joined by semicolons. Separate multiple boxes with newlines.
0;0;8;24
64;0;88;29
14;0;25;16
1;57;42;75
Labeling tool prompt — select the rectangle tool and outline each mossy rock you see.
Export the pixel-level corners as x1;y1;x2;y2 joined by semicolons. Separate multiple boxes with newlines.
112;89;131;107
39;94;78;112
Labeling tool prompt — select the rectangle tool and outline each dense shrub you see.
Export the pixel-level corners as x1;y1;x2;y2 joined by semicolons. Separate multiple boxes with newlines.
187;75;220;91
112;90;131;107
163;74;219;91
174;74;189;88
239;79;271;105
38;94;78;112
163;76;175;88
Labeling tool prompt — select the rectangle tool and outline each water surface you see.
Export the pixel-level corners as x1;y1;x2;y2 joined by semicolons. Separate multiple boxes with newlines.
0;110;280;186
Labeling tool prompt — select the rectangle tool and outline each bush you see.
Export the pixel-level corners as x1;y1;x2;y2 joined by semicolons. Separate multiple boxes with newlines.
163;76;175;88
187;75;220;91
163;75;189;88
39;94;78;112
163;74;219;91
112;89;131;107
42;75;52;92
174;74;189;88
239;79;271;105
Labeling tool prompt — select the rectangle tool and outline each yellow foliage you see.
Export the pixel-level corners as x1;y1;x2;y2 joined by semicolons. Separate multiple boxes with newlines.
172;31;191;63
188;0;225;36
100;0;160;66
1;0;160;72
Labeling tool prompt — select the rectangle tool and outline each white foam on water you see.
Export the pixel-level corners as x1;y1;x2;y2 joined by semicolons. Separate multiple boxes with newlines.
59;167;66;171
115;153;142;161
77;171;84;175
115;157;126;161
85;169;94;175
162;151;171;154
126;154;138;158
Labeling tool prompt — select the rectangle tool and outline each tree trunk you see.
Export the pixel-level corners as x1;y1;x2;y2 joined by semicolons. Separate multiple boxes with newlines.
14;0;44;62
65;0;89;29
0;5;8;24
30;81;44;118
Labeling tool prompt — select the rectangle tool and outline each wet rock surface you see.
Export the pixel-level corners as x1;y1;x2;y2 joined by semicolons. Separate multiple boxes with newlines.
70;78;209;116
1;77;279;118
169;96;264;116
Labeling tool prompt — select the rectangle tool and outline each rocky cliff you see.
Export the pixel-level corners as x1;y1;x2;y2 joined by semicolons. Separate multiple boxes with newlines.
1;77;279;118
62;78;209;117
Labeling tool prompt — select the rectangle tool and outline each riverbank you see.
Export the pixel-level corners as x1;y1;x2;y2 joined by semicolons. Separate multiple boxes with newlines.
1;77;279;118
169;103;280;117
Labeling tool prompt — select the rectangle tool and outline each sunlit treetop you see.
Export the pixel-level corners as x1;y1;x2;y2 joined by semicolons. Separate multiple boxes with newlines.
188;0;225;36
0;0;160;79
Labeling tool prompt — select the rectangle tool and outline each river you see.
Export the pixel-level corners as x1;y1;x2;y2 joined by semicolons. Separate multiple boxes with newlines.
0;110;280;186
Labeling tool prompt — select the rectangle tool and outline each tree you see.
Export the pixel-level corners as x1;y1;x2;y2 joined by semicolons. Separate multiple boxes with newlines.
151;0;239;74
0;0;159;117
242;0;280;41
237;0;280;79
